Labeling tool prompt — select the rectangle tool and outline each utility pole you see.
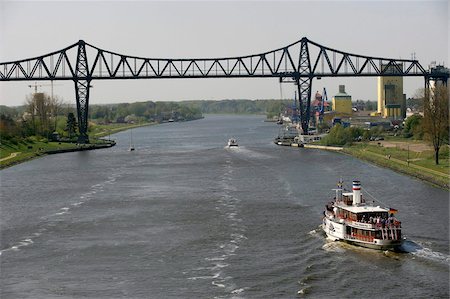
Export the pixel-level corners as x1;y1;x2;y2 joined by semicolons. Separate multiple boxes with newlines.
407;144;410;166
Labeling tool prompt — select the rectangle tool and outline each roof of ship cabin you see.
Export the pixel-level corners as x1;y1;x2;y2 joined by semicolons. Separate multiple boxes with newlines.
336;203;389;214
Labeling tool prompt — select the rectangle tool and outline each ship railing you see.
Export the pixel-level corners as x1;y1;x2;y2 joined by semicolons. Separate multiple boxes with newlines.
380;226;402;240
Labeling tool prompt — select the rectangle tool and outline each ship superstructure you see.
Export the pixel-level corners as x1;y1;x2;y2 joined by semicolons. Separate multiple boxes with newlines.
323;180;403;250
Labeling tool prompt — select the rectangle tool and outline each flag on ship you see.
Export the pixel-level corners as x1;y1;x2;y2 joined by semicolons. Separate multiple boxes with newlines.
389;208;398;214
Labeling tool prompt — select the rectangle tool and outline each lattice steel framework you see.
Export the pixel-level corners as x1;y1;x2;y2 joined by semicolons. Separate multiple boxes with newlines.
1;37;431;141
74;41;91;143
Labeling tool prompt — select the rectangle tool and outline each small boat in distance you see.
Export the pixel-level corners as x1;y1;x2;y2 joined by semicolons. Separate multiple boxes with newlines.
322;180;403;251
227;138;238;147
129;129;135;151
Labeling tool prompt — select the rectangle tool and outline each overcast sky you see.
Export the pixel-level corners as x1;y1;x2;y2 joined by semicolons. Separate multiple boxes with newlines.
1;0;448;106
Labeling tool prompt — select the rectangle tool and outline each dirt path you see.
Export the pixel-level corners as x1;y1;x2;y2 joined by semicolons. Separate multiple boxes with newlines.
0;152;20;162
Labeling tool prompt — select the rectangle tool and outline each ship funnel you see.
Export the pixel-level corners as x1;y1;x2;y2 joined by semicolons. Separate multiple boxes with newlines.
352;180;361;205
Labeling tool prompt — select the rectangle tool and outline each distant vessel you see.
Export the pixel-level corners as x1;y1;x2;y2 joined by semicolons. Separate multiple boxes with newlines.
323;180;403;250
227;138;238;147
129;129;135;151
274;124;299;146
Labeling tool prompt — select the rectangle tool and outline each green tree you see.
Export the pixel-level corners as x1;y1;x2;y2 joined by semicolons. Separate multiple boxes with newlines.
321;124;353;146
403;114;423;139
422;84;449;165
0;114;19;139
25;92;57;137
65;112;78;139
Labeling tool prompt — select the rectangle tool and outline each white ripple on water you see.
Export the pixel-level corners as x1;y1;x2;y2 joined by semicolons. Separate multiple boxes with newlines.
321;241;346;253
1;173;122;256
408;243;450;264
0;237;35;254
205;257;226;261
225;146;273;160
187;272;221;281
186;162;247;296
212;281;226;288
308;229;318;236
53;206;70;216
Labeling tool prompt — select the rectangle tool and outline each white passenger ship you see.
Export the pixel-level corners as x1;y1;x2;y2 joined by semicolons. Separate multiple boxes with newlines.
323;180;403;250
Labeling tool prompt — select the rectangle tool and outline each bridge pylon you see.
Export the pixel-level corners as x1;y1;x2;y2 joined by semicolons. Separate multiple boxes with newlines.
74;40;91;144
296;38;312;134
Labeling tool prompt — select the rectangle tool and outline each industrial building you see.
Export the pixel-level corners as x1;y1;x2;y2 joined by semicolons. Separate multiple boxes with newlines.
377;65;406;119
332;85;352;115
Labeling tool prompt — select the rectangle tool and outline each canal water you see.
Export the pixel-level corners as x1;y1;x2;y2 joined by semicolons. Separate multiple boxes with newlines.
1;115;448;298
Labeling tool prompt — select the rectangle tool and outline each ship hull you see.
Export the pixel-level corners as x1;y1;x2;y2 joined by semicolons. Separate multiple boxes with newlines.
323;217;403;251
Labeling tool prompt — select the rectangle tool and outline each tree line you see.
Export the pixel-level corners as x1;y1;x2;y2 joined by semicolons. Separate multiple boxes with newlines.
1;87;447;164
1;97;289;142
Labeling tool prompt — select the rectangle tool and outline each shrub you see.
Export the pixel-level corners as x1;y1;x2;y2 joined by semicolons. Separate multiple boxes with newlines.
321;125;353;146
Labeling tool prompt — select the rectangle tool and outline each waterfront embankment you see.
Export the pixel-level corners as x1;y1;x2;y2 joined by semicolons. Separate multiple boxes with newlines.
0;139;116;170
274;136;449;189
342;143;449;190
89;121;156;139
0;120;188;170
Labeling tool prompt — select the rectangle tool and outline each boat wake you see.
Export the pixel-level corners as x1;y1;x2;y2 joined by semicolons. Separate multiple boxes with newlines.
401;240;450;264
321;241;347;253
185;157;247;297
225;146;273;160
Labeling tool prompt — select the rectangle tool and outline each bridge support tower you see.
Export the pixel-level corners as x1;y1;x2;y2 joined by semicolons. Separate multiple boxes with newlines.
74;40;91;144
296;38;313;134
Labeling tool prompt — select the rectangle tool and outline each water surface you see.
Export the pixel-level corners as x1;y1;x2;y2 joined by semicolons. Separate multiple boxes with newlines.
1;115;448;298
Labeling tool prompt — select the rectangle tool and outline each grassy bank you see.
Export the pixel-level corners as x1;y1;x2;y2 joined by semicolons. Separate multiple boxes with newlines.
0;120;198;169
343;143;449;189
89;121;156;139
0;137;116;169
1;120;186;169
1;138;77;169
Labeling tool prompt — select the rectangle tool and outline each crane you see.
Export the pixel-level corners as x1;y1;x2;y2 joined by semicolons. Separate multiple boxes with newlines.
319;87;328;124
28;82;43;93
28;82;62;94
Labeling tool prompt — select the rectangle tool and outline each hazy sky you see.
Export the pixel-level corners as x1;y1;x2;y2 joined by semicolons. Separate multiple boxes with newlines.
1;0;448;106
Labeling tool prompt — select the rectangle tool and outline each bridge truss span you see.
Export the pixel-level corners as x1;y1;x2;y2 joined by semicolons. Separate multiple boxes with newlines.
0;37;429;141
0;38;427;81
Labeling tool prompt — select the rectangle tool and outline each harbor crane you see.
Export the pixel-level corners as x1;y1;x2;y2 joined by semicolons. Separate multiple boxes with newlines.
28;82;62;94
319;87;328;124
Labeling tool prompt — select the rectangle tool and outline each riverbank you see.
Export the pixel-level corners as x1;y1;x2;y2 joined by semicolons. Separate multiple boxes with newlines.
342;142;449;190
0;139;116;170
89;121;156;139
0;120;195;170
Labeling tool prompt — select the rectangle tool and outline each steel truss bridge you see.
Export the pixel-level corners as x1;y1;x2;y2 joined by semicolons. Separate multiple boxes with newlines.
0;37;441;143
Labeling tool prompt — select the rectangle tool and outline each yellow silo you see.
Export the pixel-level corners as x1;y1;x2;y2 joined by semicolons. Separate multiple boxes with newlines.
377;65;405;119
332;85;352;115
